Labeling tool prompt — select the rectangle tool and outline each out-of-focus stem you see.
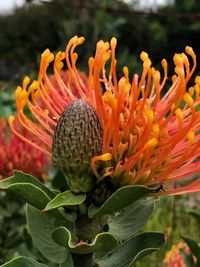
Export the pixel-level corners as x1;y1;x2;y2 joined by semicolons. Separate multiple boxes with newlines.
72;253;96;267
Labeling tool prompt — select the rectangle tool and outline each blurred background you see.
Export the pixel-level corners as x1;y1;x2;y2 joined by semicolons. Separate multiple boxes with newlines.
0;0;200;266
1;0;200;87
1;0;200;115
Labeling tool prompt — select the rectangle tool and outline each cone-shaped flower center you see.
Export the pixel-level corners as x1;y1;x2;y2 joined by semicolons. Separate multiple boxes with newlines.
52;99;102;193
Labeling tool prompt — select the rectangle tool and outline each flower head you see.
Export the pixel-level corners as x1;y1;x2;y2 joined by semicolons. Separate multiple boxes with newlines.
9;36;200;194
0;118;50;179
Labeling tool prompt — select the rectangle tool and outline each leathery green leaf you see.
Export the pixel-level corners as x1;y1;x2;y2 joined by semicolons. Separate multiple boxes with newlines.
0;256;48;267
88;185;156;218
44;190;86;211
96;232;166;267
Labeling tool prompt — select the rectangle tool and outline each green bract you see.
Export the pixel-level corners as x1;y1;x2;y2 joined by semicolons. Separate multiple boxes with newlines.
0;171;165;267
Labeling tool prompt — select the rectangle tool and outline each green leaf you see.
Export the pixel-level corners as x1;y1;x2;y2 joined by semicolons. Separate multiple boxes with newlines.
0;256;48;267
44;190;86;211
179;250;195;267
59;254;74;267
182;236;200;258
187;209;200;223
88;185;155;218
196;255;200;267
26;204;69;264
96;232;166;267
0;171;75;222
109;198;154;241
0;171;55;209
52;226;118;256
52;171;70;191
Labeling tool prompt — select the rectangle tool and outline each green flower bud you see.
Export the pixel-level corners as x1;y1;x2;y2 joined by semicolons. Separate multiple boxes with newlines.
52;99;102;193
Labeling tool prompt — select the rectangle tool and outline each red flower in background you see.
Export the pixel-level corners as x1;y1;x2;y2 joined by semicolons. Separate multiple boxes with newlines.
163;241;198;267
0;118;51;179
8;36;200;194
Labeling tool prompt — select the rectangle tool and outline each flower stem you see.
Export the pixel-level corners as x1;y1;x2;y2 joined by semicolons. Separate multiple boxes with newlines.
71;214;108;267
72;253;97;267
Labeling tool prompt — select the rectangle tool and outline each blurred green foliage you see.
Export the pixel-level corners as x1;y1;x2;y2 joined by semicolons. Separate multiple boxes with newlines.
0;0;200;84
0;192;50;265
0;89;15;117
136;194;200;266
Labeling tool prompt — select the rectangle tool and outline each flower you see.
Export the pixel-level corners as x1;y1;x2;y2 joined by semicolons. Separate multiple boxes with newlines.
9;36;200;194
163;241;197;267
0;118;50;179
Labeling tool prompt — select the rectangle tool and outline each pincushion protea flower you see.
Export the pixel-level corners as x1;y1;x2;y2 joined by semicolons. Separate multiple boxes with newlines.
163;241;197;267
8;36;200;194
0;118;50;179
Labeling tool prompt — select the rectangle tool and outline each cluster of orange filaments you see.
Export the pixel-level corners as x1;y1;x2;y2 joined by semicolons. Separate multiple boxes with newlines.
9;36;200;194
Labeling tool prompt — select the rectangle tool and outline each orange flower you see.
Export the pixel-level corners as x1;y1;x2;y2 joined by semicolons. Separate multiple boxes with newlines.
0;118;50;179
163;241;197;267
9;36;200;194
